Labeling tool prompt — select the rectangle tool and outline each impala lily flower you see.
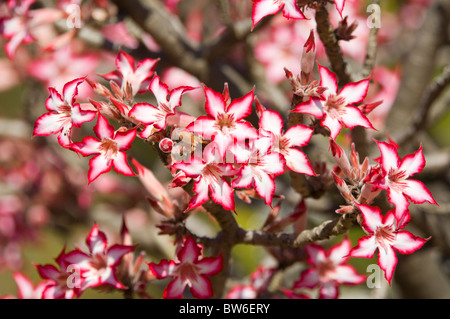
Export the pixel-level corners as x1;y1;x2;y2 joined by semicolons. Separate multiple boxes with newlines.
186;84;257;158
251;0;307;30
172;142;237;212
100;50;159;98
259;109;315;175
64;223;135;290
33;77;96;148
292;238;365;299
129;74;196;138
35;248;83;299
350;204;428;285
232;136;285;207
292;64;374;140
374;140;437;222
71;113;136;183
148;236;223;299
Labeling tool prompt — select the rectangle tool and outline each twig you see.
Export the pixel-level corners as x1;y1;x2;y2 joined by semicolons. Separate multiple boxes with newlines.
315;5;352;86
397;66;450;147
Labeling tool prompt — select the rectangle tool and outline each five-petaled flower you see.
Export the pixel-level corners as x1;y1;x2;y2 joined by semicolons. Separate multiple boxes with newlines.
33;77;96;148
172;142;237;212
100;50;159;98
374;140;437;223
71;113;136;183
35;248;82;299
148;236;223;299
292;238;365;299
129;74;196;138
258;109;315;175
292;64;374;140
350;204;428;285
186;84;257;159
64;223;136;290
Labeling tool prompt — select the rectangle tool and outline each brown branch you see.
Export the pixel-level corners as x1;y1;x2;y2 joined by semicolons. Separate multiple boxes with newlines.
397;66;450;148
315;5;352;86
111;0;208;82
236;212;358;248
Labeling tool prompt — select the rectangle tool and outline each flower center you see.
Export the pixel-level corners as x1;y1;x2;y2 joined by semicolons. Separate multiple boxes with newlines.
99;138;119;161
325;94;347;112
317;260;336;282
89;253;108;270
215;113;234;131
387;169;407;192
375;225;396;252
204;163;222;184
176;262;199;285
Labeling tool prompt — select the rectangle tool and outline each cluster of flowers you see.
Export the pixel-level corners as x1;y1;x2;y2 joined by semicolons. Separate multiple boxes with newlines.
3;220;223;299
5;0;436;299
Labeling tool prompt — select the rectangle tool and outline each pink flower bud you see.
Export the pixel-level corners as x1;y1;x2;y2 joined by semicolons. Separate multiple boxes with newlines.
301;30;316;84
159;138;174;153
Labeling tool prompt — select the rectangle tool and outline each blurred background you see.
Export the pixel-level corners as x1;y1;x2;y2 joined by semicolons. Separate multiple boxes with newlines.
0;0;449;298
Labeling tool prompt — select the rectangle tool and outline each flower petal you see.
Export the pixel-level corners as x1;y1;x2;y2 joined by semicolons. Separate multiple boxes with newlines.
349;235;377;259
376;141;400;173
94;113;114;140
339;79;369;105
112;152;134;176
190;275;214;299
88;154;112;183
328;238;352;265
259;110;283;135
252;0;282;29
196;255;223;276
33;112;65;136
403;179;437;205
284;148;315;175
148;259;176;279
377;245;397;285
178;237;201;263
283;124;313;148
399;145;425;178
292;98;324;119
164;277;187;299
393;231;427;254
226;89;254;121
340;106;374;130
357;204;383;234
319;64;338;95
204;85;226;119
293;268;319;289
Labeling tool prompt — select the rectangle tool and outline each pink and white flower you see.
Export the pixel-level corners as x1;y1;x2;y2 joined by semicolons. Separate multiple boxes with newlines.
148;236;223;299
251;0;307;30
259;109;315;175
292;238;365;299
71;113;136;183
35;248;83;299
231;136;285;207
350;204;428;284
33;77;96;148
172;142;237;212
374;140;437;222
64;223;135;290
129;74;196;138
100;50;159;98
292;64;374;140
186;84;257;158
